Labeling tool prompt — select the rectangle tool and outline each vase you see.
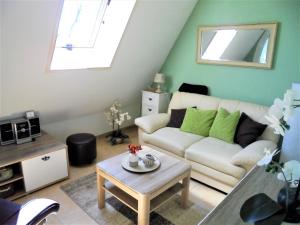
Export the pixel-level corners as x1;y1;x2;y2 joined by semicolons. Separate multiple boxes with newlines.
129;153;139;167
278;187;300;223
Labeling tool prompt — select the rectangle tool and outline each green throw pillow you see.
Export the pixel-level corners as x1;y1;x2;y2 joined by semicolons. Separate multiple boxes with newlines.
209;108;240;143
180;108;217;136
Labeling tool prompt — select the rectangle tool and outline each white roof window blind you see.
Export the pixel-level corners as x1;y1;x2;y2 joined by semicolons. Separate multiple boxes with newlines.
49;0;136;70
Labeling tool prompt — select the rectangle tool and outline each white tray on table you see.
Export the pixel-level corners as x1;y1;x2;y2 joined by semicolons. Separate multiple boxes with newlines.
121;155;160;173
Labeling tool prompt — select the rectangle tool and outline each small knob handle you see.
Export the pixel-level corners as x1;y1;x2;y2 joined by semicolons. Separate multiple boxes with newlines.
148;98;152;101
42;156;50;161
148;108;152;112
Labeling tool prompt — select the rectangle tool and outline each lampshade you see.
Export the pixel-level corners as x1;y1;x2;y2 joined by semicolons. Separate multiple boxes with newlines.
154;73;165;84
281;82;300;162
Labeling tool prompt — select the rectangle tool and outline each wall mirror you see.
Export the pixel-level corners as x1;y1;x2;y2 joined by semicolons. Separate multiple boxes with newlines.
196;23;278;69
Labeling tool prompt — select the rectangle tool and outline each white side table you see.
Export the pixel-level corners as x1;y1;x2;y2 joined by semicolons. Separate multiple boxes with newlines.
141;91;170;116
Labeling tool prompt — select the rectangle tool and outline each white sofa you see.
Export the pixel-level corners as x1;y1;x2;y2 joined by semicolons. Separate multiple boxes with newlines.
135;91;279;193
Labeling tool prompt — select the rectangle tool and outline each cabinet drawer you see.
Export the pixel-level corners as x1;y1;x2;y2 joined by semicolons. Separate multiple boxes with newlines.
142;104;159;116
22;149;68;192
142;91;159;106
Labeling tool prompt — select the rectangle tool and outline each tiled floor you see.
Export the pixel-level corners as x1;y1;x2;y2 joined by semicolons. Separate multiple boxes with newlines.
16;127;226;225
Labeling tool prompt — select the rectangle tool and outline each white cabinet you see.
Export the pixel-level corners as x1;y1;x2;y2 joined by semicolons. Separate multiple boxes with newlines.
22;148;68;192
0;131;69;200
141;91;170;116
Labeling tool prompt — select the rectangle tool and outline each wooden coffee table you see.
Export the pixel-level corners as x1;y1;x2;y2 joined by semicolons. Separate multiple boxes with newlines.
96;147;191;225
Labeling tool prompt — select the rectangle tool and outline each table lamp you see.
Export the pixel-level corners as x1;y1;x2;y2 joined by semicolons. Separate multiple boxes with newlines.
154;73;165;93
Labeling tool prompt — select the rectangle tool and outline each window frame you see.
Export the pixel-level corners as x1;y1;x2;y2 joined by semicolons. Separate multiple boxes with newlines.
46;0;136;71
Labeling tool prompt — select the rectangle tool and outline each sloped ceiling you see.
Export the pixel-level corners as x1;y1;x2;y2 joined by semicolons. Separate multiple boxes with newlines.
0;0;197;125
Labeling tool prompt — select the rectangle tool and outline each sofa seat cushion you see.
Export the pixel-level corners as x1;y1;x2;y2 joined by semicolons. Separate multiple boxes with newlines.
143;127;204;157
185;137;246;179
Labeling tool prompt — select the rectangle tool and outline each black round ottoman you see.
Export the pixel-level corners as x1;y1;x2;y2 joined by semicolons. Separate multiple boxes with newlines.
66;133;97;166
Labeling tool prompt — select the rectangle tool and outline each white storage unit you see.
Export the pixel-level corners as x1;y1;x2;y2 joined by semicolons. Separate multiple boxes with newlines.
0;131;69;200
22;149;68;192
141;91;170;116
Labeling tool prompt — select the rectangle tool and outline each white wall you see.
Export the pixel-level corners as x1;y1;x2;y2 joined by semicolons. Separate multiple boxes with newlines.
42;104;140;141
1;0;196;141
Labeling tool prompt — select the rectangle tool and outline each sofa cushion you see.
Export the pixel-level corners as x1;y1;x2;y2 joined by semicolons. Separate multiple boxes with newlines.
143;127;203;157
185;137;245;179
231;140;277;168
167;108;187;128
166;107;195;128
190;161;240;187
168;91;220;114
180;108;217;136
234;113;267;147
209;108;240;143
178;83;208;95
135;113;170;134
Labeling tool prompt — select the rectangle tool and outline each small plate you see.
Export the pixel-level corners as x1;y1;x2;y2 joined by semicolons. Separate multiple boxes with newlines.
121;155;160;173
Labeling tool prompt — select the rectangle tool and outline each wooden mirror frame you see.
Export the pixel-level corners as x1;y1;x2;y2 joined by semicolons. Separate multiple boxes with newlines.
196;23;278;69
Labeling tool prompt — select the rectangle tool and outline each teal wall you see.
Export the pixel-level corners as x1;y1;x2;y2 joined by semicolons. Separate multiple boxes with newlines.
161;0;300;106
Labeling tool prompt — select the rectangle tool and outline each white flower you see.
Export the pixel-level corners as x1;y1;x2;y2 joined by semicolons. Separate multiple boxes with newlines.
277;160;300;187
265;114;286;136
283;106;293;122
115;119;122;126
268;98;284;119
283;89;295;108
105;100;131;129
110;105;116;111
257;148;279;166
281;89;296;122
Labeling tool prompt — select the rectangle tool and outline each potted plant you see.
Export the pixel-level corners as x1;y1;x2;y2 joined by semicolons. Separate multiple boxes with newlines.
105;100;131;145
241;89;300;224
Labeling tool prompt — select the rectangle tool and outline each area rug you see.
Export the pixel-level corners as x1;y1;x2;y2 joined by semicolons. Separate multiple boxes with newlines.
61;173;208;225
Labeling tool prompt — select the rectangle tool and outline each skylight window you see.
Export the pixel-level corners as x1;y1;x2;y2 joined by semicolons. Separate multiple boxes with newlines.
49;0;136;70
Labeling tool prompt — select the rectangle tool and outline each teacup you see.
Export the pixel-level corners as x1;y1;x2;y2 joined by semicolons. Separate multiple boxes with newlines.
142;154;155;168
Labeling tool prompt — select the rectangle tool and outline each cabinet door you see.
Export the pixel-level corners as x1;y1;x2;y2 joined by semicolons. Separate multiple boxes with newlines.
22;149;68;192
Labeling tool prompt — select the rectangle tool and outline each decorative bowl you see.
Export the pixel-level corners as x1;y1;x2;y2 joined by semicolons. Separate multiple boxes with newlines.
0;183;14;198
0;167;14;182
142;154;155;168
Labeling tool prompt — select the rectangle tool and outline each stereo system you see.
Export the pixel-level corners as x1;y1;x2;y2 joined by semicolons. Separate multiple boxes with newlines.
0;111;41;145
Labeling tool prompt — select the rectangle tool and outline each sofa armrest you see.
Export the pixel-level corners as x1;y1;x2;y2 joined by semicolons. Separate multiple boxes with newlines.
231;140;277;169
135;113;170;134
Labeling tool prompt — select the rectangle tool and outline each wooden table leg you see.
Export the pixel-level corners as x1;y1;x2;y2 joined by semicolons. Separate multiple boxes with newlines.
138;194;150;225
181;173;190;208
97;171;105;209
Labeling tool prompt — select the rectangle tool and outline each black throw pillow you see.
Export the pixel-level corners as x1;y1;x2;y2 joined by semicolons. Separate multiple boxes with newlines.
178;83;209;95
167;108;193;128
234;113;267;148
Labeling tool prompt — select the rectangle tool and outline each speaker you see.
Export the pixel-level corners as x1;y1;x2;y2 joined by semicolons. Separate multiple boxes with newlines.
28;117;41;138
13;119;32;145
0;122;15;145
